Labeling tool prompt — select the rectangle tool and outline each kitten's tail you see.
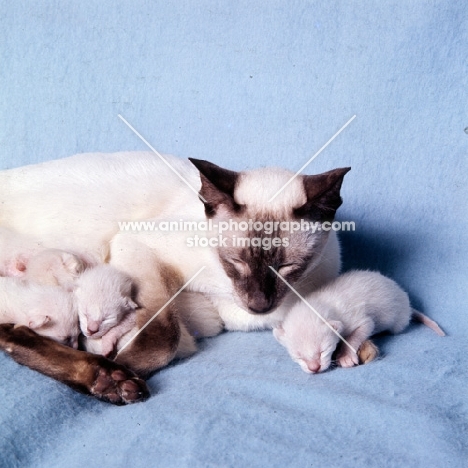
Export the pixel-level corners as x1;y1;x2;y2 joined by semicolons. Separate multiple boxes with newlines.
411;309;446;337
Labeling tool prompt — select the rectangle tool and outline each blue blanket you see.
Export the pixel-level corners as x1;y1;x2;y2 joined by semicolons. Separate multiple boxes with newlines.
1;1;467;466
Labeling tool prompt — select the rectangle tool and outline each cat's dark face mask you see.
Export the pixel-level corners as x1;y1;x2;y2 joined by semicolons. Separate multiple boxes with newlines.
189;158;350;315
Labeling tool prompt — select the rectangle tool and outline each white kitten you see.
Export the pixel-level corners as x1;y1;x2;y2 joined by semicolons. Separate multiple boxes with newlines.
74;265;139;356
274;270;445;373
24;249;87;291
0;226;87;290
0;277;79;348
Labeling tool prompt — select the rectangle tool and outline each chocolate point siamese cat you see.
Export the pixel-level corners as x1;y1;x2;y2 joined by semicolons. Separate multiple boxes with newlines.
0;152;373;404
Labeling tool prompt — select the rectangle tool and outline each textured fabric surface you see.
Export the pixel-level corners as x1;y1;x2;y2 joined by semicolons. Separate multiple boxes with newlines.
0;1;467;467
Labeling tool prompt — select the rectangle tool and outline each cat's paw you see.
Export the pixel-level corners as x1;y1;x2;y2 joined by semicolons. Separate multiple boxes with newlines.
357;340;379;364
337;351;359;368
91;363;150;405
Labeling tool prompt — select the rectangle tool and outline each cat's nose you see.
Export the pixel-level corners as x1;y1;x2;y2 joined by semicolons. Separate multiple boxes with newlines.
247;293;273;314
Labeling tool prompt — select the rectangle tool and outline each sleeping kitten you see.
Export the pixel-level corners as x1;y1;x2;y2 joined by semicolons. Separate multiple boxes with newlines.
24;249;87;291
74;265;139;356
274;270;445;373
0;227;87;290
0;277;79;348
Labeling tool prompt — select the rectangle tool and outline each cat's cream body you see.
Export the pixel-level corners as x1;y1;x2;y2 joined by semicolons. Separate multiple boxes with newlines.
274;270;445;373
0;152;342;358
0;277;79;348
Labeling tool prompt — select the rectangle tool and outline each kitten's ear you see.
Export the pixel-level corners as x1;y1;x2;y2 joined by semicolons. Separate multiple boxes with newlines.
273;326;286;344
329;320;344;334
189;158;243;216
123;297;139;311
294;167;351;221
28;314;51;330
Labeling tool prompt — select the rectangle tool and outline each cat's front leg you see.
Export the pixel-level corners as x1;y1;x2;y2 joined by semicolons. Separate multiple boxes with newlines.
108;234;186;377
0;324;149;405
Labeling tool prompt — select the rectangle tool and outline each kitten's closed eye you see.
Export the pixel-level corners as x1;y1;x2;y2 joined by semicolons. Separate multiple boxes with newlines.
320;348;334;358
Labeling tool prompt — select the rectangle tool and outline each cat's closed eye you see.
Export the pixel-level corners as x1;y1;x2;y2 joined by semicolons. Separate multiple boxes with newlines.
278;263;300;275
227;258;250;276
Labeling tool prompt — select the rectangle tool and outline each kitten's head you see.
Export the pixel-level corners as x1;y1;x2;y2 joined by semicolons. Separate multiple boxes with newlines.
274;304;342;373
190;158;350;314
26;286;80;349
75;265;138;337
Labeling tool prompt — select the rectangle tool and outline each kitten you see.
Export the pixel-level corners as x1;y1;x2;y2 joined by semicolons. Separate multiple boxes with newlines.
24;249;87;291
0;277;79;348
0;227;87;290
74;265;139;357
274;270;445;373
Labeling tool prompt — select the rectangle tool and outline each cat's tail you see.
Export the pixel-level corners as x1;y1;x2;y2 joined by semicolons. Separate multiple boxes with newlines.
411;309;446;337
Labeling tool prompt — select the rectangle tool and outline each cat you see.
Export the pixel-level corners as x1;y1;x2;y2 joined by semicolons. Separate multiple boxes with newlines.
0;151;365;404
75;264;139;357
274;270;445;374
0;277;79;348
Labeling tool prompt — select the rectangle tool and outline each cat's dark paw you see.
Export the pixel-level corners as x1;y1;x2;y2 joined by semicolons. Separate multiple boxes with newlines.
0;324;150;405
90;364;150;405
0;323;16;348
357;340;379;364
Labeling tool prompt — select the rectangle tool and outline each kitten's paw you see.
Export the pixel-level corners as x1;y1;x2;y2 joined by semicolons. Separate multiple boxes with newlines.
91;363;150;405
357;340;379;364
337;351;359;368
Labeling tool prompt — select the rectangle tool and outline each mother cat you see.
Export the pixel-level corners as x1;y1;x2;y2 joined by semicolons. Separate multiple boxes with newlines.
0;151;377;404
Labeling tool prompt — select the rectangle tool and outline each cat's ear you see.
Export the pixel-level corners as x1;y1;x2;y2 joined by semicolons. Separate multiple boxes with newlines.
273;326;286;344
294;167;351;221
28;314;51;330
329;320;344;334
189;158;243;216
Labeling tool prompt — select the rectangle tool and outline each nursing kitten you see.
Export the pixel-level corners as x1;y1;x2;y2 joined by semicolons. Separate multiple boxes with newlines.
274;270;445;374
0;277;79;348
24;249;87;291
0;227;87;290
75;265;139;357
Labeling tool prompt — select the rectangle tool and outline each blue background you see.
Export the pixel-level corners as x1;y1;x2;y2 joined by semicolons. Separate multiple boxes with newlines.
1;1;467;467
